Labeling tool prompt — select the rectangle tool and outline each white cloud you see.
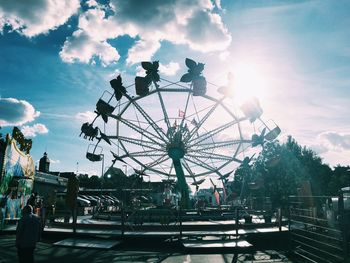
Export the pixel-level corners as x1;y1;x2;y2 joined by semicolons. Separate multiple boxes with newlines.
75;111;96;122
318;131;350;150
307;131;350;166
1;1;231;65
107;69;123;79
0;0;80;37
60;0;232;66
126;39;161;65
159;62;180;76
0;98;40;126
21;123;49;137
310;144;328;155
50;159;61;164
59;30;120;66
219;51;230;61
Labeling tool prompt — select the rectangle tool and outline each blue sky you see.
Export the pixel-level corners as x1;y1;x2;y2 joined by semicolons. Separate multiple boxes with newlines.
0;0;349;180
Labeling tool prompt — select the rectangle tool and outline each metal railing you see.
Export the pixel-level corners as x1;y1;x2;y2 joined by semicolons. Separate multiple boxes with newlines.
289;195;349;263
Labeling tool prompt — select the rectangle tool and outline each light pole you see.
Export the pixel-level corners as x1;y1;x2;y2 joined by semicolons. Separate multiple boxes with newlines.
100;154;104;196
100;154;105;178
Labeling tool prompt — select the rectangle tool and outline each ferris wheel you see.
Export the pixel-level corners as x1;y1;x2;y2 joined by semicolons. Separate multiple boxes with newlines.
80;58;280;208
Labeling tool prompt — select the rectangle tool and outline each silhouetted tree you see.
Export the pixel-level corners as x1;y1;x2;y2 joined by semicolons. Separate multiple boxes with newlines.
239;136;335;208
328;165;350;194
76;174;102;189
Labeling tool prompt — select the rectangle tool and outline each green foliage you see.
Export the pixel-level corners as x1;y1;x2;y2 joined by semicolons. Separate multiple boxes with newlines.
253;138;308;207
328;165;350;194
77;174;101;189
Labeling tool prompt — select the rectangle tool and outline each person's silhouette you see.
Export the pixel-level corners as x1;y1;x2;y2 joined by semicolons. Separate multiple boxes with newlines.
16;205;41;263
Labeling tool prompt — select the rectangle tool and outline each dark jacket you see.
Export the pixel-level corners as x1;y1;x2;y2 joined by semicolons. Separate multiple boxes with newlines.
16;213;41;248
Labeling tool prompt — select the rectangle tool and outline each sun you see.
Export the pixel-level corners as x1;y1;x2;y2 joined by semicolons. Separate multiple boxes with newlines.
229;62;267;104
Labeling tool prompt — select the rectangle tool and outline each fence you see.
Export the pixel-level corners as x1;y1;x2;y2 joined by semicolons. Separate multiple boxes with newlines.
120;204;284;239
289;194;349;263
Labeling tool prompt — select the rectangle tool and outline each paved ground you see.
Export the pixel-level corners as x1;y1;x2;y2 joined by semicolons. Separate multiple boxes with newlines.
0;216;297;262
0;233;296;263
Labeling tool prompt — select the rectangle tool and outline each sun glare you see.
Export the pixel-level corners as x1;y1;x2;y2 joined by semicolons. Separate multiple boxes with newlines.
230;62;267;104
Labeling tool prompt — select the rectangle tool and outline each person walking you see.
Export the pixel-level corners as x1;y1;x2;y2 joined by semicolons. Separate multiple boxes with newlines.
27;192;37;208
0;193;8;230
16;205;42;263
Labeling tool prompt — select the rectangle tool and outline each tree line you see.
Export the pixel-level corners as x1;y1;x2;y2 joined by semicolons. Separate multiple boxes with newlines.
234;136;349;207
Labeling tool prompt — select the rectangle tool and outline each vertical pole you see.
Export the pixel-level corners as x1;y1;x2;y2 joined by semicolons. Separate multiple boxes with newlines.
100;154;104;200
288;197;292;253
101;154;104;183
121;205;125;238
339;191;348;261
236;208;239;237
72;206;77;235
278;207;282;232
179;206;182;240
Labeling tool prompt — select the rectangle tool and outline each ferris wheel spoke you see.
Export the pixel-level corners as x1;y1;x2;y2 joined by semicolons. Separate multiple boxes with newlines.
179;90;191;129
127;154;170;177
145;153;170;170
124;93;168;142
183;156;217;173
154;83;172;132
181;159;198;179
187;118;245;148
187;151;232;161
157;160;172;171
153;158;172;174
116;136;164;151
181;159;191;174
117;140;130;158
189;152;239;173
184;98;222;144
168;161;174;176
114;133;162;150
233;142;252;159
160;78;190;90
191;150;227;161
192;139;250;152
129;149;165;157
115;117;165;146
109;100;132;120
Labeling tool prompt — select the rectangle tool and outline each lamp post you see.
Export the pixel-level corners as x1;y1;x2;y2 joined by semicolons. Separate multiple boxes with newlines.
100;154;105;178
100;154;104;197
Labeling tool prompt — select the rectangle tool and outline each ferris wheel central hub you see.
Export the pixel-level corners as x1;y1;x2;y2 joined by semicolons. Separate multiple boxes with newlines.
166;130;186;160
167;146;185;160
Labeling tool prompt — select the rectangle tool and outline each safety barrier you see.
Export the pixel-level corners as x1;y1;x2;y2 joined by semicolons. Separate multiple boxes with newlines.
289;195;349;262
